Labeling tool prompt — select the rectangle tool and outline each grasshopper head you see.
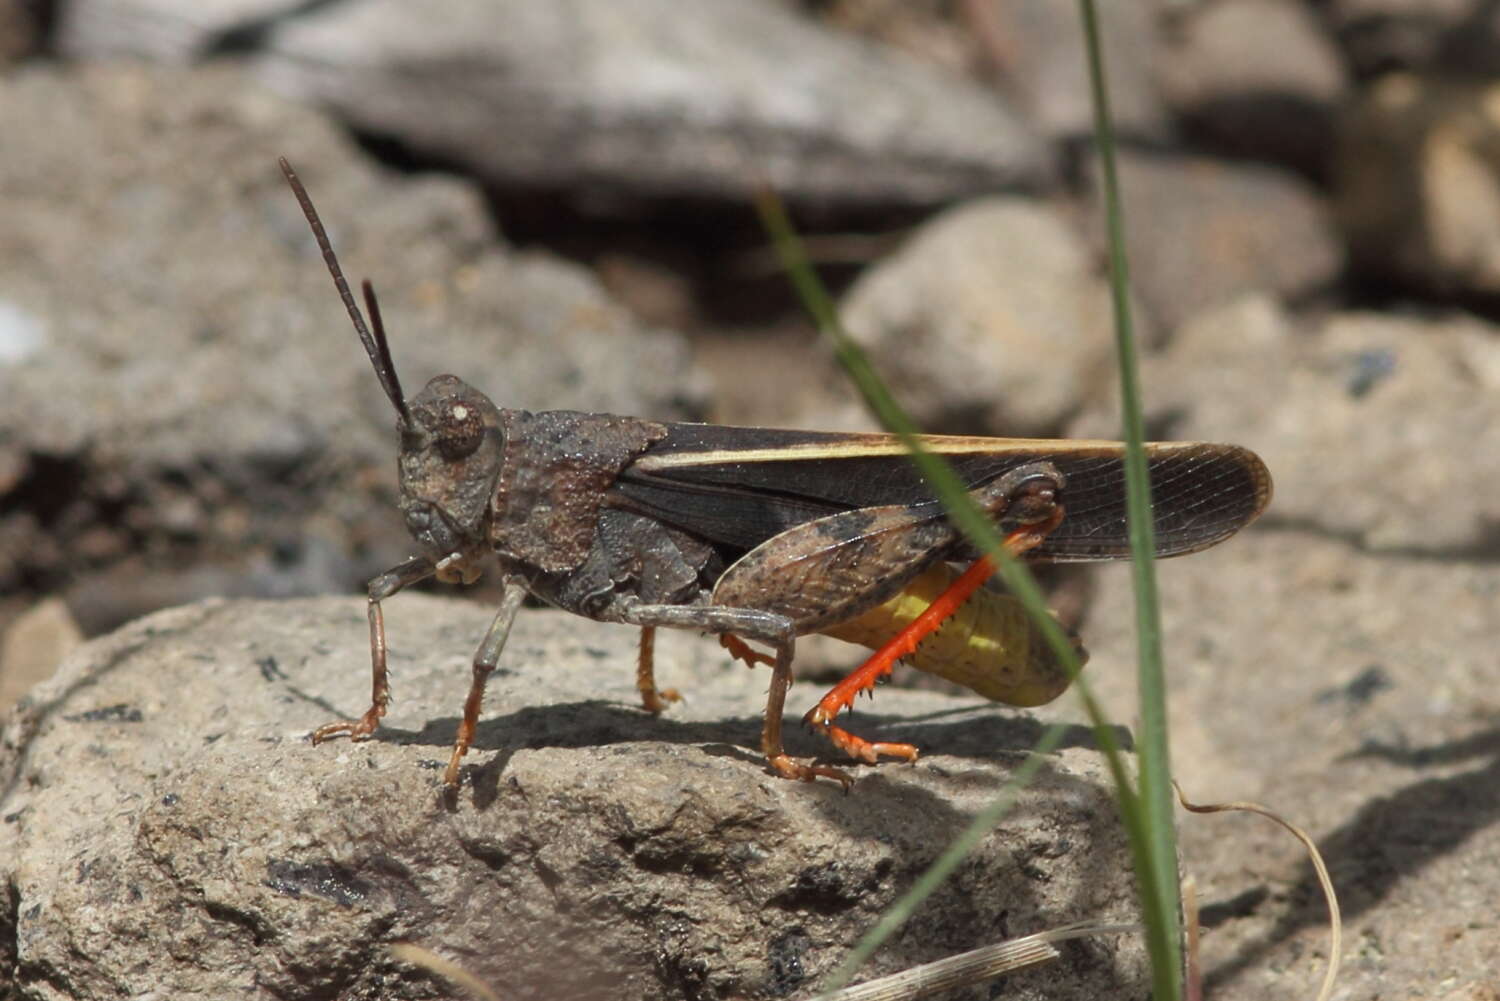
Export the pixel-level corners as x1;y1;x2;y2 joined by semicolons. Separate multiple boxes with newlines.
278;158;504;580
396;375;505;569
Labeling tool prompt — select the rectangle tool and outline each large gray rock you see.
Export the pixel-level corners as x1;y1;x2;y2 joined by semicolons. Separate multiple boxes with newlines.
58;0;1053;207
835;197;1132;437
1;596;1147;1000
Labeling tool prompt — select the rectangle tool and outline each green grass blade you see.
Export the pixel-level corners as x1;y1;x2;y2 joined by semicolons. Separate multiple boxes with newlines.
1079;0;1183;996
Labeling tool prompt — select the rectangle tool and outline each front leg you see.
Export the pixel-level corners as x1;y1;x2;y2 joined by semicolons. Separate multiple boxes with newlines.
312;555;435;745
618;602;852;788
444;576;528;787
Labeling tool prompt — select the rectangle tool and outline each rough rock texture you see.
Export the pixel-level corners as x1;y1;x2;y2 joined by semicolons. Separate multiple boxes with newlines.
0;62;705;634
59;0;1053;207
1;596;1147;1001
1061;296;1500;999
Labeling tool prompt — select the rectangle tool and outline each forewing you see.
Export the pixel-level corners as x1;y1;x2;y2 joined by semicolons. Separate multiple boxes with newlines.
711;502;958;630
612;423;1271;562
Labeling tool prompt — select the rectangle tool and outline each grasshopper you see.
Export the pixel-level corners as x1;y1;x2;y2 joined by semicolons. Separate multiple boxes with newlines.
280;159;1272;788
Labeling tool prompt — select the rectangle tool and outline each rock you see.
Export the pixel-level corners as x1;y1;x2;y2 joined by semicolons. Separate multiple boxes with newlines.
970;0;1169;142
1159;0;1348;175
0;599;82;713
55;0;299;61
836;197;1131;437
1;595;1148;1000
0;61;704;633
59;0;1053;207
1080;150;1342;333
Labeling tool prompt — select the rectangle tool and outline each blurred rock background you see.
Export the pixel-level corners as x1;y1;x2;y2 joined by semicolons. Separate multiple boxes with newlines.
2;0;1499;998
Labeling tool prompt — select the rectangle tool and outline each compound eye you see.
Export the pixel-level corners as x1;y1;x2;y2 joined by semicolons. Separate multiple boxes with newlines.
434;401;484;461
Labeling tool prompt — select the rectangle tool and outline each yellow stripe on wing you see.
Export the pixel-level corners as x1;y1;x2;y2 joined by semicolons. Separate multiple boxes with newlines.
633;434;1170;472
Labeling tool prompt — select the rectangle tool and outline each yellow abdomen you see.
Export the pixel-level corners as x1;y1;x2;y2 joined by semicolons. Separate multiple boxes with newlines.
820;563;1086;707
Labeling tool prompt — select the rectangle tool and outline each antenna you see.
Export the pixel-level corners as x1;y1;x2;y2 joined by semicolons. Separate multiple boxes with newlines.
278;157;413;429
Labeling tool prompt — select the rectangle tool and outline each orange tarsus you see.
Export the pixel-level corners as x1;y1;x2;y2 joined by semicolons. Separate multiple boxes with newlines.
720;633;775;668
768;753;855;789
817;720;920;764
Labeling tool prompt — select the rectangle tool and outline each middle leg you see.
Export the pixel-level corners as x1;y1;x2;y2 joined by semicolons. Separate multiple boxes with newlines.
635;626;682;714
618;601;852;787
